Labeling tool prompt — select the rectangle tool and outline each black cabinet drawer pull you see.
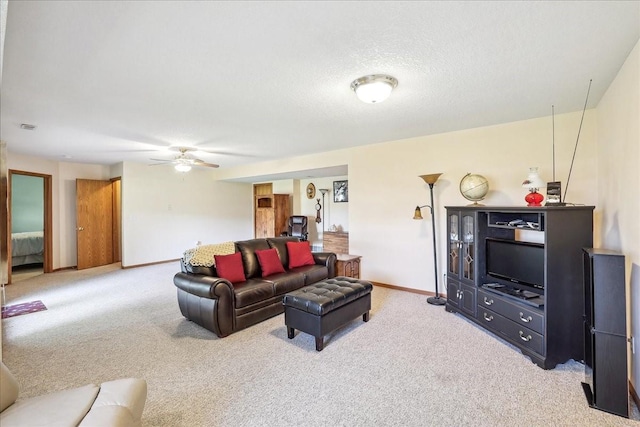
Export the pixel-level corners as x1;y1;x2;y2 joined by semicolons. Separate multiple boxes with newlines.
483;313;493;322
519;312;533;323
483;297;494;306
519;331;532;342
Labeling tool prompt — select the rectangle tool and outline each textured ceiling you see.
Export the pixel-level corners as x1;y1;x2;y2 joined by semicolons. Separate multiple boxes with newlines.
1;1;639;175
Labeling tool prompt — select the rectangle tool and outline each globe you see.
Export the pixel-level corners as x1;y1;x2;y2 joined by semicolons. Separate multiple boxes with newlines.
459;173;489;204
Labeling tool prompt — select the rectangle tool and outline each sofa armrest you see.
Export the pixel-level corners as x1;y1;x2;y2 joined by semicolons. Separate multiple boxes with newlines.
174;272;236;337
173;272;234;299
0;362;19;412
312;252;337;278
79;378;147;427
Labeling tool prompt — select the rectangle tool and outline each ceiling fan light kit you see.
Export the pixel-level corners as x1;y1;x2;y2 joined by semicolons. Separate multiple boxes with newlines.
150;146;219;171
350;74;398;104
174;163;192;173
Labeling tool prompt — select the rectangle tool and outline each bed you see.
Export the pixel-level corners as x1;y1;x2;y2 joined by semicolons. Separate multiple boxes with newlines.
11;231;44;267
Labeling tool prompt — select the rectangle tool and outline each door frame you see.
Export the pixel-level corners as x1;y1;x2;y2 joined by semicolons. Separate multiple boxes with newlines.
7;170;53;284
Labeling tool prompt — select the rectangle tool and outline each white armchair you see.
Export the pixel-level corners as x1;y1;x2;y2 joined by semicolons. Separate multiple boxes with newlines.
0;361;147;427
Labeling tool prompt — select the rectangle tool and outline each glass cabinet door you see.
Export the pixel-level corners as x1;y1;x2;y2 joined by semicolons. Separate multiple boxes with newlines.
448;212;460;276
461;214;475;282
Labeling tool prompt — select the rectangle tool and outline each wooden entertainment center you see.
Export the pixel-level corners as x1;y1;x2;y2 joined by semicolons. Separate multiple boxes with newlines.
444;206;594;369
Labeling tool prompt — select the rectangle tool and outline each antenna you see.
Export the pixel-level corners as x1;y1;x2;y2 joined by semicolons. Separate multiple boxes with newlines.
552;105;555;182
546;104;563;206
563;79;592;203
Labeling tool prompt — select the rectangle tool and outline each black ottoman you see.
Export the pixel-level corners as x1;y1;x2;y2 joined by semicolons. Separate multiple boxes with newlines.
283;277;373;351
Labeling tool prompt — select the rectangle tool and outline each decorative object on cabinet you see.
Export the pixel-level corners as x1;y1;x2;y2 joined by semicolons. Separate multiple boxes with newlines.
319;188;329;230
445;205;595;369
545;181;563;206
323;231;348;254
333;180;348;202
306;183;316;199
315;199;322;223
581;248;628;418
413;173;445;306
522;167;545;207
336;254;361;279
459;173;489;205
254;194;291;238
350;74;398;104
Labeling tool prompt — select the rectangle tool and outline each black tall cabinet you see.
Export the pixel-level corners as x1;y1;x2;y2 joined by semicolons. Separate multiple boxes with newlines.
581;248;628;418
445;206;594;369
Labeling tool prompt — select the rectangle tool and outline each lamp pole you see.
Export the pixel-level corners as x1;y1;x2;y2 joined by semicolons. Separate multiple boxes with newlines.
425;182;444;305
415;173;445;306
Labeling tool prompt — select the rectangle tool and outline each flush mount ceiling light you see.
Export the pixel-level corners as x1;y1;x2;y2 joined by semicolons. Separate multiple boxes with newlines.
20;123;37;130
350;74;398;104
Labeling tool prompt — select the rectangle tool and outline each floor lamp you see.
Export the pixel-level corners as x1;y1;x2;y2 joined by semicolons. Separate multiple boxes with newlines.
414;173;445;306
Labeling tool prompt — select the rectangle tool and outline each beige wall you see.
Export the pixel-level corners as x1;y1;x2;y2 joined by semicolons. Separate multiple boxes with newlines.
120;162;253;266
596;38;639;398
222;110;599;289
355;110;599;287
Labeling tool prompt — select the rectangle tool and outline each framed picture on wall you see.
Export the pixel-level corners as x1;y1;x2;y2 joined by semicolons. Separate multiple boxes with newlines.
333;180;348;203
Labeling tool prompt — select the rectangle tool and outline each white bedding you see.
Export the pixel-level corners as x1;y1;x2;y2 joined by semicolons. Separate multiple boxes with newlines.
12;231;44;267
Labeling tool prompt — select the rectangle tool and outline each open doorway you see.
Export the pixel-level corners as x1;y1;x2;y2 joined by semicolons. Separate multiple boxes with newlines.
8;170;52;284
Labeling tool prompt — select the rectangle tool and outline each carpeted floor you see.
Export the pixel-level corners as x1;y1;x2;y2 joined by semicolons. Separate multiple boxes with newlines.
1;262;638;426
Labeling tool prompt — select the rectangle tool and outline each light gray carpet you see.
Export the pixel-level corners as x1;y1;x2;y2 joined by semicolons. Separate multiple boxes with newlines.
2;262;639;426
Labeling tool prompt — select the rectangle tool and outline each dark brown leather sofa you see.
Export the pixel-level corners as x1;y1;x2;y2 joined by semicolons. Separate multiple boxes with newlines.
173;236;336;337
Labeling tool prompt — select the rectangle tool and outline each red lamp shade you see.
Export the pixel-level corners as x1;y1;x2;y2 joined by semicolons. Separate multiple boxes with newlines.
525;190;544;207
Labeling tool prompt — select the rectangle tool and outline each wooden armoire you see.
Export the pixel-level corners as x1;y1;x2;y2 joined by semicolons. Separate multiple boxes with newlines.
255;194;291;238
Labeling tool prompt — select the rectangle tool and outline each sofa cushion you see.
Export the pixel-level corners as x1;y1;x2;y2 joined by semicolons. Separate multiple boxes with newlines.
264;272;306;295
214;252;246;283
255;248;286;277
0;383;99;427
287;241;315;269
234;279;276;308
293;264;330;285
267;236;299;268
236;239;270;279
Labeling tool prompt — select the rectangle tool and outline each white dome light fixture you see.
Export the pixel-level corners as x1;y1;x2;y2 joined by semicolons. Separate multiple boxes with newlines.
174;163;192;172
350;74;398;104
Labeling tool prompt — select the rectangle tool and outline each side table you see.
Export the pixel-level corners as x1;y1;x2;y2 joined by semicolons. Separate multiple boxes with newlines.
335;254;361;279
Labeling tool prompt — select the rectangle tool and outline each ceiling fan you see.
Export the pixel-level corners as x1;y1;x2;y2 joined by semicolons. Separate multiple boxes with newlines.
150;147;219;172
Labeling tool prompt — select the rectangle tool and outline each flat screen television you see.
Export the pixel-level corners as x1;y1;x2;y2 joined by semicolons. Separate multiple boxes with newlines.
485;238;545;293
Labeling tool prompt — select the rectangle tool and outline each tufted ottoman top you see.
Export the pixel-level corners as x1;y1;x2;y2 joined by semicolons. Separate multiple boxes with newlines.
282;277;373;316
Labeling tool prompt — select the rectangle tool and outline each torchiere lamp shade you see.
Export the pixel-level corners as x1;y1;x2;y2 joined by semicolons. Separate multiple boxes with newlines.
419;173;442;185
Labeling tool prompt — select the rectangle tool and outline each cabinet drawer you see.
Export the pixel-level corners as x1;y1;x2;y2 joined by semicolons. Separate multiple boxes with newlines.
478;290;544;334
478;308;544;355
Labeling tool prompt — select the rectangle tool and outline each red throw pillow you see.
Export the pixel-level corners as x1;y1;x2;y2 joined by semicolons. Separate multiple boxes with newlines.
287;241;315;269
255;248;286;277
214;252;246;283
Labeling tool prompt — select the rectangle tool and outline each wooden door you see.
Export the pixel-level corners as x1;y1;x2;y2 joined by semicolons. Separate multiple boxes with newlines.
76;179;114;270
